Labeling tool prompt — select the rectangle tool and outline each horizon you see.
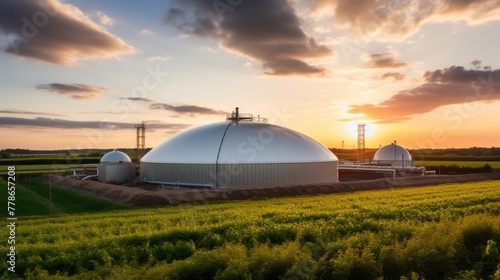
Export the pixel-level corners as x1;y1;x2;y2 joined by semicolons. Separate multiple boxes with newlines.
3;146;500;153
1;0;500;150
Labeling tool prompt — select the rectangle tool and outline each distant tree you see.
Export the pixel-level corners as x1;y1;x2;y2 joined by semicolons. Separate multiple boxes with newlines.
481;150;493;157
482;164;493;173
87;152;103;157
0;150;11;159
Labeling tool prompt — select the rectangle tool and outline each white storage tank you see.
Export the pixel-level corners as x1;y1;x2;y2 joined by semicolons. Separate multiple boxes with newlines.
373;143;415;167
141;109;338;188
98;149;136;184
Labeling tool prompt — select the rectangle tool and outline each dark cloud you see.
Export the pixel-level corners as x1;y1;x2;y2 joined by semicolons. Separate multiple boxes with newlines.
349;66;500;123
263;58;327;76
373;72;405;81
164;0;332;76
365;53;407;69
0;0;135;66
0;116;189;130
423;66;500;84
0;109;63;116
313;0;500;40
150;103;227;116
120;97;153;102
35;83;105;99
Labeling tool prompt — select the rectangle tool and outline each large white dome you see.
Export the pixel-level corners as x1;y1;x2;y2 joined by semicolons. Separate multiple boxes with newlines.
141;120;338;187
142;121;337;164
373;144;413;167
101;149;132;163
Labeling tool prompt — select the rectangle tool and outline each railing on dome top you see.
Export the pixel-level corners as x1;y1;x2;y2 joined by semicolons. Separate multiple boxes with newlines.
226;113;268;123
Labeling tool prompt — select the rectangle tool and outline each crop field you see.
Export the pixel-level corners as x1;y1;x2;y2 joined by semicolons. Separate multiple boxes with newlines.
2;181;500;279
0;177;130;217
415;160;500;169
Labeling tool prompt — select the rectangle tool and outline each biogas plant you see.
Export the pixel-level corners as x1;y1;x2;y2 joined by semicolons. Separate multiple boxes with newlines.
84;107;428;189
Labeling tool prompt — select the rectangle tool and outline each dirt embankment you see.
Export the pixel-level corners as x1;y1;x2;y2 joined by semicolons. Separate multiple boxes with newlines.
45;173;500;208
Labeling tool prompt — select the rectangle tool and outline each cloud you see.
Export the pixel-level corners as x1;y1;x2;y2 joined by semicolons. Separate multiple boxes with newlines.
148;55;171;61
35;83;105;99
373;72;405;81
150;103;227;116
0;0;135;66
140;28;154;36
94;11;115;26
0;109;63;116
364;53;408;69
348;65;500;123
314;0;500;40
78;110;143;115
120;97;153;102
0;116;189;131
164;0;332;76
423;66;500;84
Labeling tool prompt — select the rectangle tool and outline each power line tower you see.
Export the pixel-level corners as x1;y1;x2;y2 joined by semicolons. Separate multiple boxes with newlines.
135;123;146;163
357;123;366;163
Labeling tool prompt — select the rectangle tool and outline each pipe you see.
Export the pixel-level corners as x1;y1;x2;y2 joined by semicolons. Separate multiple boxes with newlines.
143;179;214;189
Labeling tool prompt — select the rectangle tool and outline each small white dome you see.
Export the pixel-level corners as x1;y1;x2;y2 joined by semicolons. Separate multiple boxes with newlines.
373;144;413;167
101;149;132;163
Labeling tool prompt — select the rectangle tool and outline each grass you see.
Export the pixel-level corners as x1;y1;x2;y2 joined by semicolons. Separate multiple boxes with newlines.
0;164;85;172
0;176;131;218
416;160;500;168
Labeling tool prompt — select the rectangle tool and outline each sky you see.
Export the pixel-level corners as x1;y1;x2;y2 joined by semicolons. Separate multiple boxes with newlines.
1;0;500;151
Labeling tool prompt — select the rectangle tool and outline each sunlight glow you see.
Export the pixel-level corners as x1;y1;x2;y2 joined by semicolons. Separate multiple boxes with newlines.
344;122;376;140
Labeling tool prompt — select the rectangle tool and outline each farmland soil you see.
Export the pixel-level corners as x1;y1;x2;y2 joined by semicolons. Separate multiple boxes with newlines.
44;173;500;208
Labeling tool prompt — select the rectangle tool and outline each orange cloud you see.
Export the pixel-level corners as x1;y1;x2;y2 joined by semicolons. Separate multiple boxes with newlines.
314;0;500;40
35;83;105;99
373;72;405;81
349;66;500;123
364;53;408;69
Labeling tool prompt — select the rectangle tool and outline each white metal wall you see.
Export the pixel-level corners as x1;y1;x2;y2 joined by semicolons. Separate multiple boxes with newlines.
141;161;338;188
98;163;136;184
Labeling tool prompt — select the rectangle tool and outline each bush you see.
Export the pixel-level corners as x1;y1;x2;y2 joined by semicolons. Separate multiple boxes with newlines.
255;226;297;245
147;244;247;280
460;219;495;262
330;247;381;280
426;164;494;174
403;223;460;280
380;245;406;280
481;240;499;278
215;262;252;280
248;243;305;280
152;241;195;263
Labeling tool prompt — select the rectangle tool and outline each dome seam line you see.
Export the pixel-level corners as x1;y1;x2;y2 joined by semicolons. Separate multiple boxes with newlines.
215;120;234;187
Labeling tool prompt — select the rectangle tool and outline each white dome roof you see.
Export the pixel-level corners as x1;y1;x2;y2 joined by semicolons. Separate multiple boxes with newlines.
141;121;337;164
101;149;132;163
373;144;412;162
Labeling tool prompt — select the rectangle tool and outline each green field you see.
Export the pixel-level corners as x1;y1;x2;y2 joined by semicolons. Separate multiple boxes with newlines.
2;181;500;279
416;160;500;168
0;177;130;217
0;164;85;172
